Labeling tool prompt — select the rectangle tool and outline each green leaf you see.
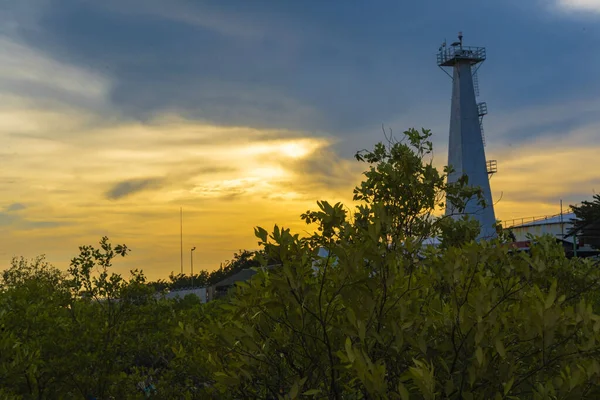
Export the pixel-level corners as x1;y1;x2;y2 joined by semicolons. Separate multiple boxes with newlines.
398;382;410;400
495;338;506;358
545;280;557;310
254;227;268;242
302;389;321;396
417;336;427;354
504;377;514;395
345;337;355;363
289;381;299;399
357;320;366;342
475;346;484;366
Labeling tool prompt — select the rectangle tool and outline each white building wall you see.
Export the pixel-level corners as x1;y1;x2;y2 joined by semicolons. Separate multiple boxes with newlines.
164;287;207;303
512;223;570;242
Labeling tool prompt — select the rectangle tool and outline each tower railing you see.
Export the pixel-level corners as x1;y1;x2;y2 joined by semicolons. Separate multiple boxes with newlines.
437;46;486;66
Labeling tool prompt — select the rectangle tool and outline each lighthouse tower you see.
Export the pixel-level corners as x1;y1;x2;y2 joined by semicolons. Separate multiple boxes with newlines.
438;32;497;239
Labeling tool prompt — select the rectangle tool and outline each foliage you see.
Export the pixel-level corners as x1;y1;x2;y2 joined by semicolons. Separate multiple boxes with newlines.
0;240;214;399
209;231;600;399
2;128;600;398
0;256;72;398
570;194;600;249
148;249;263;292
196;129;600;398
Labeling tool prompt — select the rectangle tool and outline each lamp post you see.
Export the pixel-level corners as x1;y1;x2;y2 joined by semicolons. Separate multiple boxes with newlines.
191;247;196;287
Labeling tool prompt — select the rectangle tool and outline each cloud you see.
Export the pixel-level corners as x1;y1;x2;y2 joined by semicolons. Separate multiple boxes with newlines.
489;119;600;220
0;212;17;226
91;0;270;39
3;0;600;280
287;147;362;195
12;0;600;147
105;178;165;200
555;0;600;13
0;203;28;225
5;203;26;212
16;0;456;136
0;36;111;111
0;210;68;230
0;88;354;278
20;220;69;230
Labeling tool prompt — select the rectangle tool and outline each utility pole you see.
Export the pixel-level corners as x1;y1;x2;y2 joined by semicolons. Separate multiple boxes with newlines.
180;207;183;275
191;247;196;287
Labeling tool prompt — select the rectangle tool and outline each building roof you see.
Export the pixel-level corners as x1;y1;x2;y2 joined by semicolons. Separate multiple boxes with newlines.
512;213;575;228
213;268;257;288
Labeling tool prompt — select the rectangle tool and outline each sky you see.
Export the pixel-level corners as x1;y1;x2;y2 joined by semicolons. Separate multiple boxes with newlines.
1;0;600;279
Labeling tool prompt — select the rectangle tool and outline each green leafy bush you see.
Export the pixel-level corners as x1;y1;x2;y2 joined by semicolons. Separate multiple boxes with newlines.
2;128;600;399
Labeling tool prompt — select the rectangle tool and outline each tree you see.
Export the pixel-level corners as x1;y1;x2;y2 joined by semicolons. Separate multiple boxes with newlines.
0;256;73;398
571;194;600;249
62;236;176;399
207;249;264;286
4;128;600;399
0;238;201;398
194;129;600;399
147;249;263;292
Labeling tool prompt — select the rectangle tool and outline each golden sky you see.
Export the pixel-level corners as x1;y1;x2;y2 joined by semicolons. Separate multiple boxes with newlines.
2;2;600;280
0;37;361;278
3;89;597;281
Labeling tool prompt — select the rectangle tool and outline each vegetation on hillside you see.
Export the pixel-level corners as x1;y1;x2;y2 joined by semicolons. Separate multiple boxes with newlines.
2;128;600;399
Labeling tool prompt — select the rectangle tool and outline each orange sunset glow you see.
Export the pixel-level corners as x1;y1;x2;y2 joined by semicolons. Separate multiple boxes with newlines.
2;1;600;280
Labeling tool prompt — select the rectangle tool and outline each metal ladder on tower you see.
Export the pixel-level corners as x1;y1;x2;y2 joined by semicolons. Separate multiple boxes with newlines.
480;124;486;147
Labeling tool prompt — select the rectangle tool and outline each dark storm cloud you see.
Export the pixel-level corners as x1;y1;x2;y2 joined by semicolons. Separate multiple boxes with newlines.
105;178;164;200
7;1;475;133
11;0;600;147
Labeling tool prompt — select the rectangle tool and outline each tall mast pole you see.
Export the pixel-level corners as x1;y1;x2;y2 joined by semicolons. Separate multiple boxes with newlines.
180;207;183;274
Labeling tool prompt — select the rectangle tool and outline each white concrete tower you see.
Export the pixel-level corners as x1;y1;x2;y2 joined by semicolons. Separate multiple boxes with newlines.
438;32;497;239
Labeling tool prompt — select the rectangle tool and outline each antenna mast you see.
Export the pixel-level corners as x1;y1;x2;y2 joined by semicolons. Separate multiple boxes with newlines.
180;207;183;274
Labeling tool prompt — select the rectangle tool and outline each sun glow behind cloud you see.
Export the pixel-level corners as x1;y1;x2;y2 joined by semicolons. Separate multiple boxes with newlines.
1;106;358;278
4;83;600;278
